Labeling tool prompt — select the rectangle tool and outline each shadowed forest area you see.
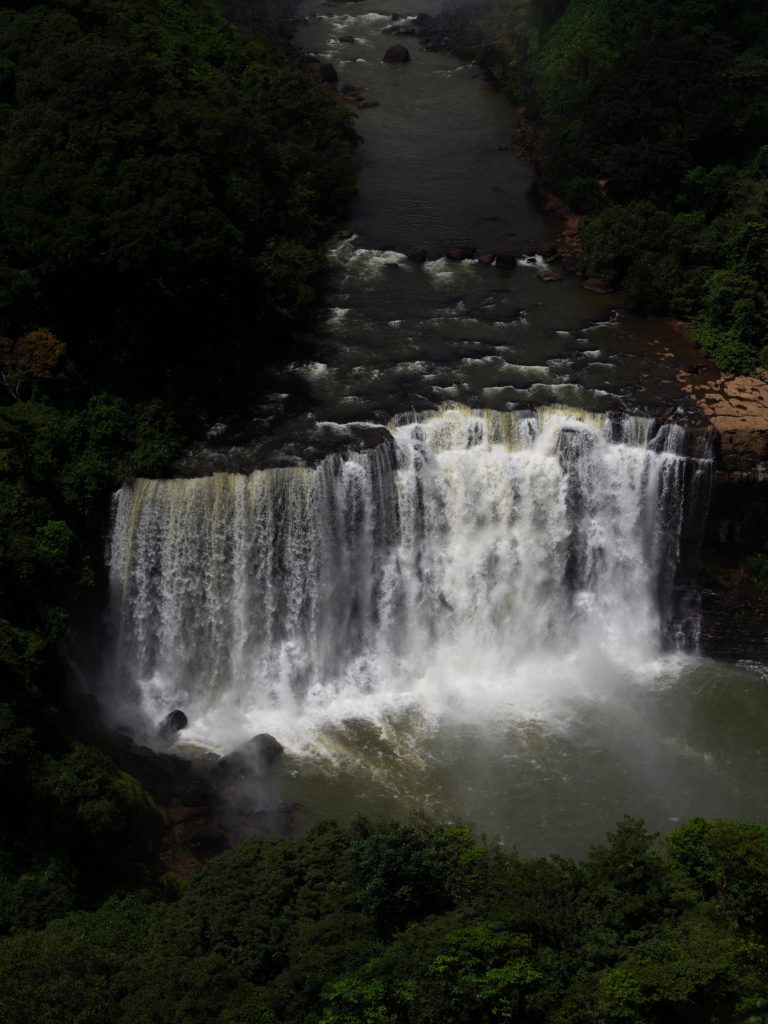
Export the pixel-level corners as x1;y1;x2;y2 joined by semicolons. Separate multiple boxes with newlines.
0;0;356;935
475;0;768;372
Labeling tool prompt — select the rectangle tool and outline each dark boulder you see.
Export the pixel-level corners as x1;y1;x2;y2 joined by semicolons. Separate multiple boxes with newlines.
305;62;338;84
446;244;476;260
338;228;353;239
383;44;410;63
583;277;612;293
493;250;518;269
159;709;188;738
338;35;355;43
357;100;380;109
382;24;416;36
218;734;285;779
341;82;362;94
478;253;494;265
408;247;428;262
112;739;193;803
538;271;562;282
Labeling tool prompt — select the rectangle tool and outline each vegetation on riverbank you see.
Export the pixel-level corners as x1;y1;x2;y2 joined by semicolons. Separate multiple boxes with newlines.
479;0;768;373
3;814;768;1023
0;0;356;928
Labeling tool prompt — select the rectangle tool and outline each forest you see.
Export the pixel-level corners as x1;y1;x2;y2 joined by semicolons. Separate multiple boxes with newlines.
3;815;768;1023
0;0;356;936
1;1;768;1021
480;0;768;372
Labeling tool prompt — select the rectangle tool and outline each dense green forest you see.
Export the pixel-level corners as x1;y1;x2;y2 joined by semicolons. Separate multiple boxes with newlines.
3;815;768;1023
0;0;356;929
481;0;768;372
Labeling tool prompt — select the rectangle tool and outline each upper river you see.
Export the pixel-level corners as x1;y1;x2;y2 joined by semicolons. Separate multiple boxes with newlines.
101;0;768;857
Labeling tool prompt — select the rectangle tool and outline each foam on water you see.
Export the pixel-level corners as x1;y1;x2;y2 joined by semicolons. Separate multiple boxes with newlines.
107;404;710;755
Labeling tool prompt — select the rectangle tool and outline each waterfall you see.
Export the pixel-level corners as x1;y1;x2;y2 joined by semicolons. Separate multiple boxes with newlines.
107;404;711;749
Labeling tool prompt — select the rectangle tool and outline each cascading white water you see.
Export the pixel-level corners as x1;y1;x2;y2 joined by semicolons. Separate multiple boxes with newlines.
107;404;710;751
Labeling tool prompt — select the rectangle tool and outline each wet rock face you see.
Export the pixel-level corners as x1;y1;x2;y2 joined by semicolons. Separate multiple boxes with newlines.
217;733;285;779
383;43;410;63
493;250;518;269
408;246;428;262
159;709;188;739
446;244;476;260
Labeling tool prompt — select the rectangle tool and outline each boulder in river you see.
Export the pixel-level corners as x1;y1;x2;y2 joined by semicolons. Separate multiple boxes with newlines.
478;253;494;265
159;709;188;739
357;100;380;109
338;228;353;239
446;244;476;260
493;250;518;269
538;271;562;283
218;734;285;779
338;35;355;43
408;247;429;262
304;62;338;85
583;277;613;293
383;44;410;63
382;24;416;36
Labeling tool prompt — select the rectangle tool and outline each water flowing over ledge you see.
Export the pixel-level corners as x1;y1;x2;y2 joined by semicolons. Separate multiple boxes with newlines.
107;404;712;753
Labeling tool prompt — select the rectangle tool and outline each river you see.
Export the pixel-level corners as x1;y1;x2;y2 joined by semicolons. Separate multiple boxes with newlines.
101;0;768;856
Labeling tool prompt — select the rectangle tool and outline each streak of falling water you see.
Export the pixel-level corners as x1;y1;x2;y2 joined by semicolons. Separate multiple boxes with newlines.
107;404;710;752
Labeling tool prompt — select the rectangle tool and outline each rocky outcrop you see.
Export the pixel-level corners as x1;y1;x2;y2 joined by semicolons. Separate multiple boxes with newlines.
408;247;428;262
446;244;476;260
383;44;410;63
671;368;768;658
493;250;517;269
159;709;188;739
698;479;768;660
218;734;285;779
680;372;768;480
583;277;612;293
304;62;338;84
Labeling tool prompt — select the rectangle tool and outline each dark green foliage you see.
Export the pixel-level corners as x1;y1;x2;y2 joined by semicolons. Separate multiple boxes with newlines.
0;0;357;931
484;0;768;372
0;0;356;399
1;816;767;1023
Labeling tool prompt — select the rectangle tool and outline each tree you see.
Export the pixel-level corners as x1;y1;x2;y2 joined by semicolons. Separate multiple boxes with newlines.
0;330;64;401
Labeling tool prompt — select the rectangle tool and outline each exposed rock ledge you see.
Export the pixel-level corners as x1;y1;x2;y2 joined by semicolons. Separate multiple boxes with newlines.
678;369;768;480
677;367;768;660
